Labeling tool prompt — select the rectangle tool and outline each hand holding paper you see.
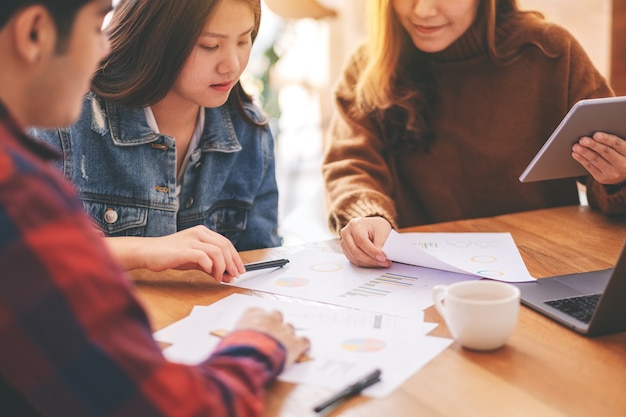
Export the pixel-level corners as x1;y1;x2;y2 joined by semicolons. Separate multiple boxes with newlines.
382;231;535;283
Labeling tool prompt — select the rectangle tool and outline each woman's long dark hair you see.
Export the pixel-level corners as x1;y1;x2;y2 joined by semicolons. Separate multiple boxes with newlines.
92;0;265;126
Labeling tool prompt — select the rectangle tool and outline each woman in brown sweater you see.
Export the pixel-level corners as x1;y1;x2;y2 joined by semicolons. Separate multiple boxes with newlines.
322;0;626;267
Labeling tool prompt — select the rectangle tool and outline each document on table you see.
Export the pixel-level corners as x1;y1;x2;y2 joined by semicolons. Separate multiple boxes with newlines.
153;293;451;397
227;249;478;316
383;231;535;282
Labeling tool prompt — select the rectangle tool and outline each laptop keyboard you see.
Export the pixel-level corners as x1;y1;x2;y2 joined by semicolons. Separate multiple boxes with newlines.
544;293;602;324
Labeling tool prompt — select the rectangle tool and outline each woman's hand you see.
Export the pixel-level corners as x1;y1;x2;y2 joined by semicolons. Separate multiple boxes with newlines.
572;132;626;185
233;307;311;369
105;225;245;282
339;216;393;267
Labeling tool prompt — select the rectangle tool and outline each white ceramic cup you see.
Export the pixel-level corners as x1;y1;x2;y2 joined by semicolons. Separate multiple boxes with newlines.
432;280;521;351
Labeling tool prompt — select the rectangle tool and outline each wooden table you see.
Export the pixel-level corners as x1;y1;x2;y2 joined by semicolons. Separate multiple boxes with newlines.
130;205;626;417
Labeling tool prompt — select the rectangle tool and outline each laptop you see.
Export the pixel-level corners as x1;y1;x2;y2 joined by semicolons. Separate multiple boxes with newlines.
513;241;626;336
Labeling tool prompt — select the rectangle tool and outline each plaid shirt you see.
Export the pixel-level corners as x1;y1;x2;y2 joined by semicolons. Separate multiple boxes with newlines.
0;101;285;417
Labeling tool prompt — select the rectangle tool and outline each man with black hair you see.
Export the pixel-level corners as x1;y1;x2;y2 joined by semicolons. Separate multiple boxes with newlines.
0;1;310;415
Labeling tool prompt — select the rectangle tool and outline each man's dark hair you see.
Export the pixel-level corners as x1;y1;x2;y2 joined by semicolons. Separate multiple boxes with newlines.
0;0;94;50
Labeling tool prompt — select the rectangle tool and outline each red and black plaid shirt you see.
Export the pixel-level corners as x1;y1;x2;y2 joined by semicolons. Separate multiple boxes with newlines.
0;101;285;417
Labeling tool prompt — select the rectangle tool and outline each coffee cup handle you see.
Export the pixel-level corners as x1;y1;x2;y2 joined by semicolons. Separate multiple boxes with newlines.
432;284;448;321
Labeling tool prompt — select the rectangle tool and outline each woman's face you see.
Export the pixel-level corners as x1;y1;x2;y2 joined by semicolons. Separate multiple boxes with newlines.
169;0;254;109
392;0;480;53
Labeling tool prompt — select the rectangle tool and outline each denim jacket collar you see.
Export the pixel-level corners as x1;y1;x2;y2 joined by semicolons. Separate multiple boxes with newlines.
96;93;242;153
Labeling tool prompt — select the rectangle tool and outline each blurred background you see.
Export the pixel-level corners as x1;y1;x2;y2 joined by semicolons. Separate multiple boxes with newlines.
250;0;621;245
107;0;622;245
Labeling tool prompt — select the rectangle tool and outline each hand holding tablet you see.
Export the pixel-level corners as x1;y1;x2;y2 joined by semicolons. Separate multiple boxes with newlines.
520;96;626;182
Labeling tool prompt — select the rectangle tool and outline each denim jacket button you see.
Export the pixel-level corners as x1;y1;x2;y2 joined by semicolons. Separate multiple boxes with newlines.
104;208;118;224
185;197;194;208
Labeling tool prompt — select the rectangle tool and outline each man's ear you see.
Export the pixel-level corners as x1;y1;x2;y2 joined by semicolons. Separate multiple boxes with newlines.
12;5;56;64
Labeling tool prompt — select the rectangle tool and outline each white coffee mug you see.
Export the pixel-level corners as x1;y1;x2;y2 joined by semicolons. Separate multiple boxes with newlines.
432;280;520;351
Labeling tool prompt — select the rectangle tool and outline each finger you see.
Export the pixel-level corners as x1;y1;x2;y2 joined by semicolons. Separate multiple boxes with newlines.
575;138;610;164
571;147;604;174
299;335;311;350
573;139;626;184
195;242;230;281
181;250;223;281
195;229;242;277
296;335;311;354
572;143;610;176
593;132;626;156
286;322;296;333
590;133;626;182
191;225;234;253
221;274;235;283
174;241;227;282
286;336;312;368
225;248;244;277
572;150;626;184
239;306;265;322
342;243;384;267
351;232;390;267
368;233;392;266
578;135;626;168
233;252;245;275
269;309;284;323
210;255;226;282
340;232;378;267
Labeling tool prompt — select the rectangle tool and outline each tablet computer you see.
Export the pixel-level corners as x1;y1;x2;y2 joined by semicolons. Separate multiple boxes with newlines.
519;96;626;182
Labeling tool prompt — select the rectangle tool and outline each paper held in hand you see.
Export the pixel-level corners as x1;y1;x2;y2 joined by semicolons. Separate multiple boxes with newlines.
382;230;535;283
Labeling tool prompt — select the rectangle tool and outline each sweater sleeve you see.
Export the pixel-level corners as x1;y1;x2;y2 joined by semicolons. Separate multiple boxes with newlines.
586;179;626;214
322;47;399;233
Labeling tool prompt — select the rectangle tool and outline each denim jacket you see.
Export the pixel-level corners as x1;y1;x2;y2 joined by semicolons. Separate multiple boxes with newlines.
31;91;280;251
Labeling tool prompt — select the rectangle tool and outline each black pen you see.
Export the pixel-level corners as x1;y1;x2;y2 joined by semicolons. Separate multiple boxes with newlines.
313;368;382;413
243;258;289;272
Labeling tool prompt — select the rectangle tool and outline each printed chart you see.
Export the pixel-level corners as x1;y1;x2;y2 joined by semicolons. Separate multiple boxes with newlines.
154;294;450;397
229;249;477;316
341;337;386;352
383;231;535;282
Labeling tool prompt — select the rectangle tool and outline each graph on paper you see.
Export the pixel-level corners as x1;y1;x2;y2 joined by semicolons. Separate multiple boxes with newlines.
383;231;535;282
341;272;420;298
154;293;450;398
341;337;386;352
229;249;476;316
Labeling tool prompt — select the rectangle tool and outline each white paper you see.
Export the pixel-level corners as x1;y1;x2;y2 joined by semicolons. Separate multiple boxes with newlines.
382;231;535;282
228;249;479;316
153;294;450;397
279;326;451;397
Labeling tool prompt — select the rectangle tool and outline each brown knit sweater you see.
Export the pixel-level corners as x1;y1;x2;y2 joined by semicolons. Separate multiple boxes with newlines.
322;13;626;233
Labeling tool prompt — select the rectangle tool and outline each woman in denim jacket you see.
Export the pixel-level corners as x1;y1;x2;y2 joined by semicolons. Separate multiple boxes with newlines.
32;0;278;282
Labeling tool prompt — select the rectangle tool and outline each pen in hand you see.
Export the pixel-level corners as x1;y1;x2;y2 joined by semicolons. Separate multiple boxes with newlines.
313;368;382;413
243;258;289;272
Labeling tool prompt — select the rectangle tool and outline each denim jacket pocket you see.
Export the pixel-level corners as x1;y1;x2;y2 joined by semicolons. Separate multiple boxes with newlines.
83;201;149;236
181;200;250;243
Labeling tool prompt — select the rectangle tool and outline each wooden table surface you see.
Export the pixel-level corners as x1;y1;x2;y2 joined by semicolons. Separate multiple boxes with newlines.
130;205;626;417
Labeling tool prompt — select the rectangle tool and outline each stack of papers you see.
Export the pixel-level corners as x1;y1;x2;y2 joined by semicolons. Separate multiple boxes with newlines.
154;293;451;397
230;249;478;316
155;232;534;396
